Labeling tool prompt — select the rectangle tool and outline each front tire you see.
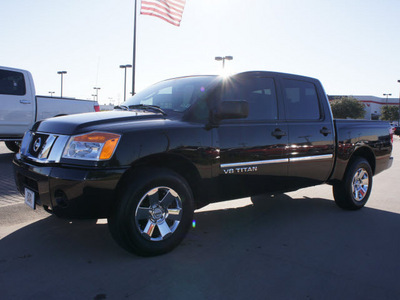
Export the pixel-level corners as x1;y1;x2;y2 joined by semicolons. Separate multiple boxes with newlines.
108;168;194;256
5;141;20;153
333;158;372;210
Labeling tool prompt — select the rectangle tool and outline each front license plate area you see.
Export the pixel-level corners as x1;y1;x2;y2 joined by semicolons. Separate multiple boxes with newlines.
24;188;36;209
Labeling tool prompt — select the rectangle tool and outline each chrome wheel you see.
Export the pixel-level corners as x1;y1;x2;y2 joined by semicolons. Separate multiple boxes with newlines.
351;168;369;202
135;186;183;241
108;168;194;256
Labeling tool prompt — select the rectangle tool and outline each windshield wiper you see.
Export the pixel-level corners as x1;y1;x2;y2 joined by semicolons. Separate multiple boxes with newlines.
114;105;128;110
128;104;167;116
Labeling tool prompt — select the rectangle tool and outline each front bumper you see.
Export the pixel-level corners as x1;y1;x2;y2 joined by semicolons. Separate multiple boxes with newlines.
13;157;127;219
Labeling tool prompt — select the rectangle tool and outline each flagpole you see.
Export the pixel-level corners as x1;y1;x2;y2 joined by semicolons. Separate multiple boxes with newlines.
132;0;137;96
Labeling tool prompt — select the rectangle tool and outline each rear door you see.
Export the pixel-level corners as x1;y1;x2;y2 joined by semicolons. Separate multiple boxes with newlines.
216;74;289;197
280;76;335;186
0;69;34;136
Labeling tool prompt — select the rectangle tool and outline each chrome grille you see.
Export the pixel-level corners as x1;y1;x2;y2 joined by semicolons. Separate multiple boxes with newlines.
20;131;70;163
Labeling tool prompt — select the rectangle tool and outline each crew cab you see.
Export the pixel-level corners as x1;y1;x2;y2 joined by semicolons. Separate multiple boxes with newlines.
13;71;393;256
0;66;100;152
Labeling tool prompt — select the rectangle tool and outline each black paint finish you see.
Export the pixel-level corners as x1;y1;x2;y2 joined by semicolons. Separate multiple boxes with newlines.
13;72;393;218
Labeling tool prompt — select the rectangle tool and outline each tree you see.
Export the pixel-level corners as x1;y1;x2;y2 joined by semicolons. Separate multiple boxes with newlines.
380;105;399;122
330;96;366;119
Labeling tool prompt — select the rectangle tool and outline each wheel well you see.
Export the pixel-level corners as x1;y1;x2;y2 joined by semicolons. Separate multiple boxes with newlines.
117;153;201;199
347;147;376;175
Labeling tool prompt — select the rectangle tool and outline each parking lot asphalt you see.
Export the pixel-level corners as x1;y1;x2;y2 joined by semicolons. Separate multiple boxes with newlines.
0;143;23;207
0;137;399;299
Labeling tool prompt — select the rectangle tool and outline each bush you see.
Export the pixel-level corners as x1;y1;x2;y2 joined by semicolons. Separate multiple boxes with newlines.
330;96;365;119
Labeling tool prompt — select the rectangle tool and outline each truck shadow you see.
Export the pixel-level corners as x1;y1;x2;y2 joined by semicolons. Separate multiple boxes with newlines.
0;152;15;167
0;152;14;160
1;194;400;298
1;194;400;258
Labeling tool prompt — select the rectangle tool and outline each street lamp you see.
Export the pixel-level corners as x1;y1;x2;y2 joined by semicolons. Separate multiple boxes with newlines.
383;93;392;104
215;56;233;69
48;91;55;97
57;71;67;98
397;80;400;125
120;64;132;102
93;87;101;102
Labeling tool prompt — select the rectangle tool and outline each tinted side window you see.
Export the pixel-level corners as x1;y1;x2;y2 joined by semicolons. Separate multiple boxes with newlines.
282;79;320;120
0;70;26;96
221;77;278;121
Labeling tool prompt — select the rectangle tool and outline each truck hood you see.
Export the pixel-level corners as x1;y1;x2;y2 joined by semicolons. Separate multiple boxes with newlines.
33;110;167;135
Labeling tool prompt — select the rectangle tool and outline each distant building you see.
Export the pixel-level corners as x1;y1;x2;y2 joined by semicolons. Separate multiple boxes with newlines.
328;95;399;121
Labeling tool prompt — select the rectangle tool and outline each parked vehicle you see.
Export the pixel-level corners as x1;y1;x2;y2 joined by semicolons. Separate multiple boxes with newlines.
13;71;393;256
0;66;100;152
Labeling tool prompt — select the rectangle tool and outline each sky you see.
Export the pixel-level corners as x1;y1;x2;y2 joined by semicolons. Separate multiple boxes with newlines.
1;0;400;105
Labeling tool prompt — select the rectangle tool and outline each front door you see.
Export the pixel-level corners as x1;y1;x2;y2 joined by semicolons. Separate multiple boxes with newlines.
216;75;289;199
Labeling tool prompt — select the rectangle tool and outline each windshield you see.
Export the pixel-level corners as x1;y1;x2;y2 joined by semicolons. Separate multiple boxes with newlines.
123;76;219;113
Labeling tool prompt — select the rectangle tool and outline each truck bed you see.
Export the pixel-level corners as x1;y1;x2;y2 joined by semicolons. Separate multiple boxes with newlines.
330;119;392;181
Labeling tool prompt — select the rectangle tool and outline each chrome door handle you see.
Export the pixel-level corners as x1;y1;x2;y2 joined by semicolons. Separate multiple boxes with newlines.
272;128;287;139
320;127;331;136
20;100;31;104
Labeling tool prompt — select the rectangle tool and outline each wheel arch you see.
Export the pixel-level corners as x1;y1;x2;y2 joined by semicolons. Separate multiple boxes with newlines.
333;146;376;184
348;146;376;175
116;153;202;201
329;144;377;185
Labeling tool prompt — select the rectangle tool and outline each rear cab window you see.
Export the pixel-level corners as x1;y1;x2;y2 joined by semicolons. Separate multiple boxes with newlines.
282;79;321;120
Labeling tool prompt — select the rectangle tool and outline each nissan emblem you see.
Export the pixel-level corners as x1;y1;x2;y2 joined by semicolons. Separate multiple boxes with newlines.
33;137;42;152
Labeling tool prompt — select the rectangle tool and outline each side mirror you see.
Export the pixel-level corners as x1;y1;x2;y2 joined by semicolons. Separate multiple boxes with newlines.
215;100;248;120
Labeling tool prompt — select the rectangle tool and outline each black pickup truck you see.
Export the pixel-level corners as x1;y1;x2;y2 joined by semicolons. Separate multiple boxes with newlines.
13;71;393;256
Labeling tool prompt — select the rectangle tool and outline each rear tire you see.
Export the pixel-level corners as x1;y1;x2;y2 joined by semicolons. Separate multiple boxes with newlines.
333;158;372;210
108;168;194;256
5;141;20;153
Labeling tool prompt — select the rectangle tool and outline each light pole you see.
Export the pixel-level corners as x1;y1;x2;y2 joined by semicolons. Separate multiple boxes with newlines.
93;87;101;102
120;64;132;102
57;71;67;98
397;80;400;125
383;93;392;104
48;91;55;97
215;56;233;69
132;0;138;96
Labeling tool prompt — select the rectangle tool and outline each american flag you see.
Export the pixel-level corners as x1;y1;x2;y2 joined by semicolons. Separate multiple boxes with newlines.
140;0;186;27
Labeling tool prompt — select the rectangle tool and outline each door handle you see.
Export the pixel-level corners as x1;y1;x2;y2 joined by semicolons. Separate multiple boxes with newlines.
320;127;331;136
272;128;286;139
20;100;31;104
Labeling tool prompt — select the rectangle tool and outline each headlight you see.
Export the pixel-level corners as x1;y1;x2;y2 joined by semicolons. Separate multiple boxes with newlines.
62;132;121;161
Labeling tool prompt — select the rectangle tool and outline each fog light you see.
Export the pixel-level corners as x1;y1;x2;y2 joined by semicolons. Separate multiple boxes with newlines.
54;190;68;208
